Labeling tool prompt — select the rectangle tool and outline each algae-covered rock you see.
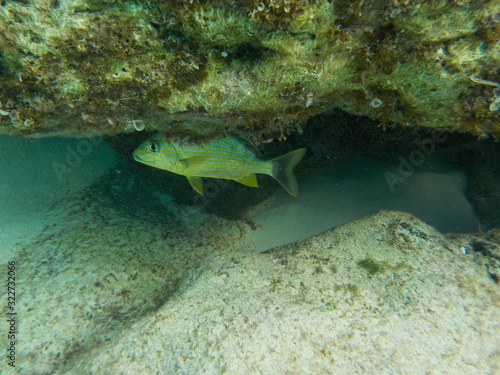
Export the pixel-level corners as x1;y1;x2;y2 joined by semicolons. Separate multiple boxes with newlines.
0;0;498;139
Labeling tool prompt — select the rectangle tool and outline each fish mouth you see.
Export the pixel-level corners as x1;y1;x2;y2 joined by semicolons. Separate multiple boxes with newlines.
132;152;142;162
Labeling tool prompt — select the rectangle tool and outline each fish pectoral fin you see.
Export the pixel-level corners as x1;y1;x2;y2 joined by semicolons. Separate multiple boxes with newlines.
234;173;259;188
181;156;209;172
187;176;204;195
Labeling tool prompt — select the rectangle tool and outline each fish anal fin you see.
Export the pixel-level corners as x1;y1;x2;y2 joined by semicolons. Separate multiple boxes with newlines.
234;173;259;188
187;176;204;194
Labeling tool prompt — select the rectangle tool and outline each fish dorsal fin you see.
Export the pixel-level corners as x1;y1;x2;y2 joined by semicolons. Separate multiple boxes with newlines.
234;173;259;187
187;176;204;194
229;136;262;158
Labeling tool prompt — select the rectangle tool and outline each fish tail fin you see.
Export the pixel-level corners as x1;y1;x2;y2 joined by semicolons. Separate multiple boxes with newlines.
270;148;306;197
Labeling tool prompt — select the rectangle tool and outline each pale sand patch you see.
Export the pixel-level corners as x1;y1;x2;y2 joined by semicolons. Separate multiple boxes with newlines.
246;156;479;252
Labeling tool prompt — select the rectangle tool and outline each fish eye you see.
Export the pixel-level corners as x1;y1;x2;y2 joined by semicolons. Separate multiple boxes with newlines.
149;142;159;152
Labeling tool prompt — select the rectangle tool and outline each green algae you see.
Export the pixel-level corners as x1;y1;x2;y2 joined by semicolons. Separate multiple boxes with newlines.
0;0;498;138
313;265;325;275
357;257;389;276
334;283;359;297
269;277;283;293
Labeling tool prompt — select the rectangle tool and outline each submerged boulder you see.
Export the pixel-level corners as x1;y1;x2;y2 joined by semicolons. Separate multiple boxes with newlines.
69;211;498;374
12;204;499;374
0;0;498;139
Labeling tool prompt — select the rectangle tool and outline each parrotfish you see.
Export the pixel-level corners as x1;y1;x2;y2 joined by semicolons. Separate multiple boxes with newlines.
133;134;306;197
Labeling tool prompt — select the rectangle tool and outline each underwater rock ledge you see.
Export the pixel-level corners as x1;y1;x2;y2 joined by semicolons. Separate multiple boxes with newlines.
0;0;499;139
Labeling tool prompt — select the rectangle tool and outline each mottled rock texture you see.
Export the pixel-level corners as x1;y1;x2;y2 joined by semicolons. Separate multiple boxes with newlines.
2;170;250;375
0;0;498;139
6;206;499;374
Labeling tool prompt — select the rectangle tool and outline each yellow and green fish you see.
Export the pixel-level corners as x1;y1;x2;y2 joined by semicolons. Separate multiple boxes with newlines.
133;134;306;197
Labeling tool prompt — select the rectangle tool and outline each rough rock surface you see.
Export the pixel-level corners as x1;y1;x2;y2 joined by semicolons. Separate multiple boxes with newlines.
1;171;251;375
0;0;498;138
4;204;498;374
449;228;500;284
68;211;499;375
